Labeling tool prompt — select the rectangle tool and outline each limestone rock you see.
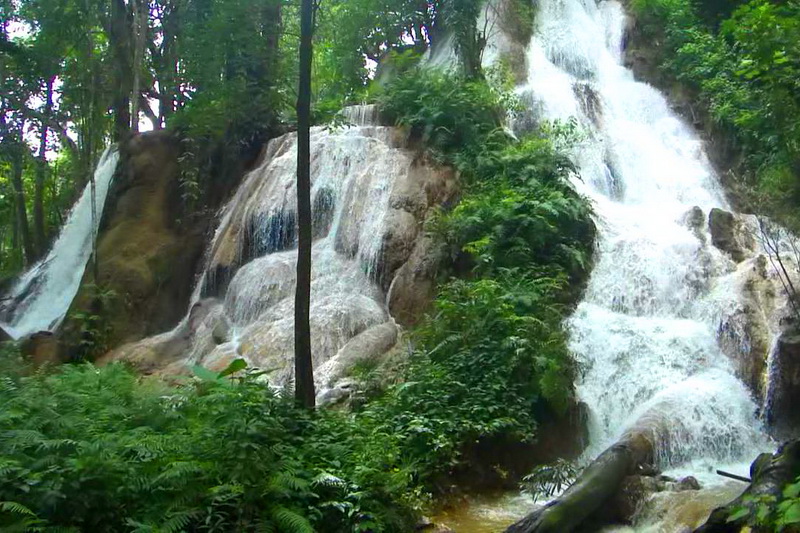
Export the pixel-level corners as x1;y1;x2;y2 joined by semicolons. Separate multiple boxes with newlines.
20;331;60;366
378;209;420;288
683;206;706;242
316;321;399;389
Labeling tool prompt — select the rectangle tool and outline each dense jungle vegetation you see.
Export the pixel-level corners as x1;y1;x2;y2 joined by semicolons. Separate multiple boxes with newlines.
1;0;799;530
0;67;595;531
0;0;595;530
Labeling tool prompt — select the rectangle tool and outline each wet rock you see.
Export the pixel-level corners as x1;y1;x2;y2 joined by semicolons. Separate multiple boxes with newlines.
767;329;800;437
378;209;420;288
416;515;454;532
0;326;11;343
65;131;220;352
708;208;745;262
317;378;359;406
211;316;231;345
387;235;445;327
610;473;702;524
716;255;774;401
683;206;706;242
20;331;60;366
317;321;399;388
675;476;701;491
312;188;336;239
244;210;297;260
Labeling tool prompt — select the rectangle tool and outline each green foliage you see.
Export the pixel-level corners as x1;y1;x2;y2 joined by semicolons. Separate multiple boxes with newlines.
64;284;117;361
0;362;419;532
367;69;595;483
727;476;800;531
521;458;579;502
377;69;506;163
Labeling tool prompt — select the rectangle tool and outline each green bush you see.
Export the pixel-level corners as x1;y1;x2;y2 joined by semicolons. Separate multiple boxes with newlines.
364;69;594;484
727;476;800;531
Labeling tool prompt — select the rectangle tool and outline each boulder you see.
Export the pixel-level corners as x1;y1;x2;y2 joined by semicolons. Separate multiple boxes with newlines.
316;321;399;389
708;208;746;262
697;441;800;532
683;206;706;242
378;209;420;288
20;331;60;366
387;235;445;327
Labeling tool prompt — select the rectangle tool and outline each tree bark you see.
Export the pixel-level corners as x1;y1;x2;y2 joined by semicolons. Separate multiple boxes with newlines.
108;0;133;141
130;0;147;133
506;432;653;533
10;143;35;266
294;0;316;409
695;440;800;532
33;77;54;257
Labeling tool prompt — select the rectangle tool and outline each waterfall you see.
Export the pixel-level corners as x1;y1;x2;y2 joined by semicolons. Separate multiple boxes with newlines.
111;112;451;395
518;0;769;472
0;148;119;339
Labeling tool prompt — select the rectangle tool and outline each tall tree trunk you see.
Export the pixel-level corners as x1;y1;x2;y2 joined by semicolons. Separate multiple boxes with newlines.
130;0;147;133
11;145;35;266
109;0;133;141
294;0;315;409
33;77;54;256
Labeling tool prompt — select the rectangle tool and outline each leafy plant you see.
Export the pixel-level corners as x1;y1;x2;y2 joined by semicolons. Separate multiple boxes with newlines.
727;476;800;531
521;459;580;502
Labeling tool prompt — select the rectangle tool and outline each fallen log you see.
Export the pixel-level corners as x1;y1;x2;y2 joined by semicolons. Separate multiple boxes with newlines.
505;430;655;533
695;440;800;533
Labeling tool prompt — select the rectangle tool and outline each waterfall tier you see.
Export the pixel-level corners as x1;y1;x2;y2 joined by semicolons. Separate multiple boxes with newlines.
107;118;455;399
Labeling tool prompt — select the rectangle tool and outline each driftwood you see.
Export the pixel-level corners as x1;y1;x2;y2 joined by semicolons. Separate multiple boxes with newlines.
505;429;655;533
695;440;800;533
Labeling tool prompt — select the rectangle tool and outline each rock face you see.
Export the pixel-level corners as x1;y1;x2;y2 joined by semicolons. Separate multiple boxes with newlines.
20;331;60;366
766;330;800;438
104;118;457;399
61;133;211;350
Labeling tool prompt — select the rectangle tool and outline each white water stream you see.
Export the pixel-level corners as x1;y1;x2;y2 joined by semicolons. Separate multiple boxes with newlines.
0;148;119;339
523;0;768;470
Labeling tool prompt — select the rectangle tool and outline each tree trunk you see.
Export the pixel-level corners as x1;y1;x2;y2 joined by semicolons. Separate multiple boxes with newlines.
696;440;800;532
33;77;54;257
506;414;660;532
108;0;133;141
294;0;316;409
11;145;35;266
130;0;147;133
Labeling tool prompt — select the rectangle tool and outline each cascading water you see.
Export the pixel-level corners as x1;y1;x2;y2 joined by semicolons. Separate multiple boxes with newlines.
520;0;768;469
0;148;119;339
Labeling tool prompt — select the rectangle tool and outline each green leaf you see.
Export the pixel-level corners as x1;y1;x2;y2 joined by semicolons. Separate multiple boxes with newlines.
727;507;751;522
218;358;247;378
191;365;220;382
